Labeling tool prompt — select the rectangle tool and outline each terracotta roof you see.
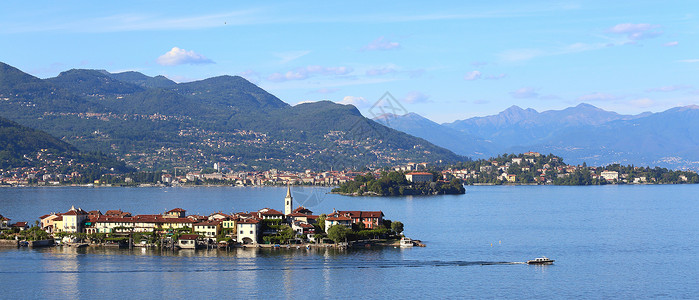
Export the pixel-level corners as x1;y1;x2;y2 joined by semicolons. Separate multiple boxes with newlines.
178;234;199;240
406;172;433;175
338;211;384;218
238;219;260;224
259;208;284;215
326;215;352;221
12;222;27;227
39;214;51;219
167;208;186;213
292;206;313;214
194;221;220;227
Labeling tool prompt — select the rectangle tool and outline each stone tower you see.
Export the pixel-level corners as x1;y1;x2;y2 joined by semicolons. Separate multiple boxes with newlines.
284;185;293;215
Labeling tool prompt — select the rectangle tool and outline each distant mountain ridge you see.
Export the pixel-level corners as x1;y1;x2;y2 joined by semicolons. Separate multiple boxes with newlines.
375;104;699;170
0;62;464;171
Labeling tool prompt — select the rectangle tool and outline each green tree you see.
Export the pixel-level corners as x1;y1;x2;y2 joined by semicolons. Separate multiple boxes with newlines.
391;221;404;234
327;225;350;243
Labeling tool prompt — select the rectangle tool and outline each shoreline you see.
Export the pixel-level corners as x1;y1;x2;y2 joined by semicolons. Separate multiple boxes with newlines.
1;182;696;188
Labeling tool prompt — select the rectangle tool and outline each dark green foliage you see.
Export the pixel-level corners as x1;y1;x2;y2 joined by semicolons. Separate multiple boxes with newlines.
332;171;465;196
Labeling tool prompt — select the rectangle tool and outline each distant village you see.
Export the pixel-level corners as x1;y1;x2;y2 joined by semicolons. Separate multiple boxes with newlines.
0;187;408;249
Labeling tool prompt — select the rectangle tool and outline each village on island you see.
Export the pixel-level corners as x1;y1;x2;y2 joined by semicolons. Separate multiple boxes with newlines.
0;186;417;250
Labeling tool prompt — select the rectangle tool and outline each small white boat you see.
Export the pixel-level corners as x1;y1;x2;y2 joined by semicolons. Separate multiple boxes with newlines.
400;237;414;248
527;257;554;264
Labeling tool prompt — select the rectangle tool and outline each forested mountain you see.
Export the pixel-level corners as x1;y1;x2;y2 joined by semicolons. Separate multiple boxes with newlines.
0;62;464;171
0;116;128;172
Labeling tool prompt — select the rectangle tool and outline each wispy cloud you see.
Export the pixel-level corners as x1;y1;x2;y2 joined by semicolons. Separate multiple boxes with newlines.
498;42;609;62
267;65;353;82
663;41;679;47
678;59;699;63
273;50;311;64
645;85;692;93
362;36;400;51
464;71;481;81
464;70;506;81
510;87;539;99
156;47;214;66
607;23;662;40
366;66;397;76
577;92;623;102
402;91;430;104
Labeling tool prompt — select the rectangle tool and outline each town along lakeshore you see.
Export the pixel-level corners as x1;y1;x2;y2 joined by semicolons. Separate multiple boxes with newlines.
1;185;698;298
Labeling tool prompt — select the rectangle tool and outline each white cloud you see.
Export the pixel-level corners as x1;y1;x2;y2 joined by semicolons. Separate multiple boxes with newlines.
663;41;679;47
607;23;662;40
678;59;699;63
339;96;369;107
464;70;482;81
362;36;400;51
402;91;430;103
156;47;214;66
267;65;354;82
510;87;539;99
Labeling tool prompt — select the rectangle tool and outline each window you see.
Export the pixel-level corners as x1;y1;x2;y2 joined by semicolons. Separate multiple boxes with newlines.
250;231;253;234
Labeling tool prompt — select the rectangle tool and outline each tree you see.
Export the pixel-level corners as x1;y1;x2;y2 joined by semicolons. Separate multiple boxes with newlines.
327;225;350;243
391;221;404;234
317;214;327;231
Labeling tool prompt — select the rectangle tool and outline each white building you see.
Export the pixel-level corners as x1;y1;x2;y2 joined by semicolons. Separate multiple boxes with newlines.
405;172;433;183
600;171;619;181
237;219;260;244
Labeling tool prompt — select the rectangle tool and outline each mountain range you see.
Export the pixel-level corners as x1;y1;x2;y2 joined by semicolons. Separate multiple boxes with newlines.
374;104;699;170
0;62;464;171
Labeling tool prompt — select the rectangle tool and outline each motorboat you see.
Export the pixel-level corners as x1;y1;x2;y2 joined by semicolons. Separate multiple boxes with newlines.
527;257;554;264
400;237;414;248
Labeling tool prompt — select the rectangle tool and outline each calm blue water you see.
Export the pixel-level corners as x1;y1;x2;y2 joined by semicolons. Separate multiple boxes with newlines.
1;185;698;298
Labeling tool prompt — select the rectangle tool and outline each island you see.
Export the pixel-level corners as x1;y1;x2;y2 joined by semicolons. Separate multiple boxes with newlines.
0;187;419;249
332;171;466;196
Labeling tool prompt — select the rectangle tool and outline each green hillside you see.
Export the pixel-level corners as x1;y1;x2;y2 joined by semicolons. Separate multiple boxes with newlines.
0;62;466;171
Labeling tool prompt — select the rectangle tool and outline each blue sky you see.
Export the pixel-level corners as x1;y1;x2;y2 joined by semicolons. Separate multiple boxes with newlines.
1;1;697;122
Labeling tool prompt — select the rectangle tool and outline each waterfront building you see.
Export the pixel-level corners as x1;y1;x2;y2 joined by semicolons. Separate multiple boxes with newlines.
337;211;384;229
601;171;619;181
194;221;221;239
1;214;11;229
405;172;433;183
237;218;260;244
62;206;88;233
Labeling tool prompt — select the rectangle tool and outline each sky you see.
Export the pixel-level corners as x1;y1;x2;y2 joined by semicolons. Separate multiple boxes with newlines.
1;1;698;123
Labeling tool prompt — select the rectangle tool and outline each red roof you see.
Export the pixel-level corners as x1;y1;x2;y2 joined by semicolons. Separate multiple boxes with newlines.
292;206;313;214
238;219;259;224
167;208;186;213
12;222;27;227
407;172;432;175
259;208;284;215
326;215;352;221
178;234;199;240
338;211;384;219
194;221;220;227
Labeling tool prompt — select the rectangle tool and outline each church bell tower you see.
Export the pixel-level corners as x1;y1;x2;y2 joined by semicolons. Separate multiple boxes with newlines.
284;185;293;215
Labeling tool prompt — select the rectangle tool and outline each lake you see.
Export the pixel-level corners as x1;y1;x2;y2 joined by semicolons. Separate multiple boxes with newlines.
1;185;698;298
